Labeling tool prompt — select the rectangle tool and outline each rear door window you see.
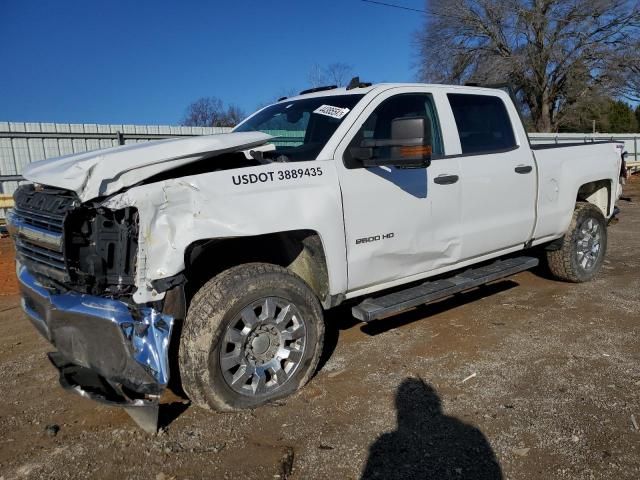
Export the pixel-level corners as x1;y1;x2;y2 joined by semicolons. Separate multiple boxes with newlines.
447;94;516;155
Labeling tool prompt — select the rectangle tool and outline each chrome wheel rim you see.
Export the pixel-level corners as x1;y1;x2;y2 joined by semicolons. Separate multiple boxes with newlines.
576;218;601;271
219;297;307;396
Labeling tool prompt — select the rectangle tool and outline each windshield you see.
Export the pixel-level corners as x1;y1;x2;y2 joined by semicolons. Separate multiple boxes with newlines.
235;94;364;162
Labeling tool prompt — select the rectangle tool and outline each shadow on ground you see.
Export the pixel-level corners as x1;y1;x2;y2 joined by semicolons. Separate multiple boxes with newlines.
361;377;503;480
360;280;519;336
158;401;190;430
318;279;519;372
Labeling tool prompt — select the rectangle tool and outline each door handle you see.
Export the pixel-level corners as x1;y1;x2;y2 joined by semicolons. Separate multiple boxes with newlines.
514;165;533;174
433;174;459;185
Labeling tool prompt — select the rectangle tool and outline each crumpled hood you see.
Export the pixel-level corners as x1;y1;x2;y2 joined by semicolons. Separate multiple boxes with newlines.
22;131;272;202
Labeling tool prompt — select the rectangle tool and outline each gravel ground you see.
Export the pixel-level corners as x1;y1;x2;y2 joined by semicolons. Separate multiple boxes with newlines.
0;179;638;480
0;237;18;295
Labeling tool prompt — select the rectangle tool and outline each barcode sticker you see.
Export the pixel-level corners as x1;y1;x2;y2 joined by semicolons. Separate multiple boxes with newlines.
313;105;350;119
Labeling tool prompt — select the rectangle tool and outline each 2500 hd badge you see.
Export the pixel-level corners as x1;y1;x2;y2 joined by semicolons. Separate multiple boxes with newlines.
232;167;323;185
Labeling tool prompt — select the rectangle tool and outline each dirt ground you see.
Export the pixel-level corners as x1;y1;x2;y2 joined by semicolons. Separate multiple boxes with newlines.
1;181;639;480
0;237;18;296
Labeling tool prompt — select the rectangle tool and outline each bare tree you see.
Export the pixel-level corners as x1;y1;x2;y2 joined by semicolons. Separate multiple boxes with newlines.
307;63;326;88
625;65;640;101
324;62;355;87
181;97;245;127
181;97;223;127
416;0;640;132
224;104;246;126
307;62;355;88
618;37;640;101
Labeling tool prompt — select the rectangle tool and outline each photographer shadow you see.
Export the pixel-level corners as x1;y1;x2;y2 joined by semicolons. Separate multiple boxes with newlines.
361;377;502;480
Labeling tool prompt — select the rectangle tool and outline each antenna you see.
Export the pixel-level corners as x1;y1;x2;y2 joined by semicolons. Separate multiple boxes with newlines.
346;77;372;90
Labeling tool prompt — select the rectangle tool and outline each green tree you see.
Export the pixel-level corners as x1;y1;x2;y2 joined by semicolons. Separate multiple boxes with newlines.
608;101;638;133
558;95;610;133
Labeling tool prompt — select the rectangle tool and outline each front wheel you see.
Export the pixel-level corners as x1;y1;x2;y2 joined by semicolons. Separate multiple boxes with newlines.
179;263;325;411
546;202;608;283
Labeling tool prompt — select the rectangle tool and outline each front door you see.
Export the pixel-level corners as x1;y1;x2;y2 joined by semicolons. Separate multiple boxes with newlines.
335;88;463;292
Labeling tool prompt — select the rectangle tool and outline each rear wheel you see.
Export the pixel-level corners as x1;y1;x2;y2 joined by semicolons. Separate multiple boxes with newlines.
546;202;607;283
179;263;324;411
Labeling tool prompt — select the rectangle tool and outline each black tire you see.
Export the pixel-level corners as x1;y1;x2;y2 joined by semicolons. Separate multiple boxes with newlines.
546;202;608;283
179;263;325;411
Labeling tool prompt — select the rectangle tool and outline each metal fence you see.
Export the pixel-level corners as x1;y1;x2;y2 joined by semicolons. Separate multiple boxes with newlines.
528;132;639;160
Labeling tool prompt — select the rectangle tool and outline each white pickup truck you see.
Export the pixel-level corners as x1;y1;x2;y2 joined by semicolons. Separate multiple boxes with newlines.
8;81;622;431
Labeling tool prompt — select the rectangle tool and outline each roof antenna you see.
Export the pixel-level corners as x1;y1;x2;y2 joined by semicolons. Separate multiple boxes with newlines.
346;76;372;90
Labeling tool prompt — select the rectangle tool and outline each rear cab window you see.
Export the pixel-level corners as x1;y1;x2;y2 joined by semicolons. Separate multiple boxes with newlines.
447;93;516;155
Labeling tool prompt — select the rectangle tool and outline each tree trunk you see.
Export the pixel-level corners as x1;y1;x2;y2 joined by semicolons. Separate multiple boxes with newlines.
534;89;553;132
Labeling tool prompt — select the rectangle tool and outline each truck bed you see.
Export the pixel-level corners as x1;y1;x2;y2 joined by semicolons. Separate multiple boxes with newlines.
530;140;618;150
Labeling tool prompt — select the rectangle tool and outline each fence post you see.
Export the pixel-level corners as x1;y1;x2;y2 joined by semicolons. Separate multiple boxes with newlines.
117;131;124;146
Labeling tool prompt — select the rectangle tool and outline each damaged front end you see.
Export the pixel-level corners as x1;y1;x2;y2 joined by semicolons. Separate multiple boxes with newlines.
8;184;175;432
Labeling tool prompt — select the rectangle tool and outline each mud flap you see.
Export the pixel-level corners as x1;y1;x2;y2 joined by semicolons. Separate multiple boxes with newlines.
123;405;160;434
48;352;160;434
608;206;621;225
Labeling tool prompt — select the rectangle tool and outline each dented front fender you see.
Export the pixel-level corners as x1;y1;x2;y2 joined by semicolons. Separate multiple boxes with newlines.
102;160;347;304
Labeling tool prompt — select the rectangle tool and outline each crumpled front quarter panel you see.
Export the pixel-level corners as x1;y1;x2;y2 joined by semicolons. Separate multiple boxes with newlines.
23;132;272;201
103;160;346;304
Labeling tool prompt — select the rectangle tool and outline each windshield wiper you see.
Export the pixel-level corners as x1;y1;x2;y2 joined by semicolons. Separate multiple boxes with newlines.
248;150;289;164
248;150;272;165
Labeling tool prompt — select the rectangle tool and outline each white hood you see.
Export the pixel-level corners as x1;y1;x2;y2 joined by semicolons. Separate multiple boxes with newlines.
22;131;272;202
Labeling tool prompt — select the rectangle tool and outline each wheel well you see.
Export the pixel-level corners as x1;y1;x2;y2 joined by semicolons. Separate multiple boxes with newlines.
183;230;329;306
577;180;611;216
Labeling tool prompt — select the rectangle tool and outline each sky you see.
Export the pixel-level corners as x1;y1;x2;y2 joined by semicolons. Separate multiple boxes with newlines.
0;0;426;125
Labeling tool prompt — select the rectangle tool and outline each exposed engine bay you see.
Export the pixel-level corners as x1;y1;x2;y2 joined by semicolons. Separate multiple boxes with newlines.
65;205;139;296
12;184;139;298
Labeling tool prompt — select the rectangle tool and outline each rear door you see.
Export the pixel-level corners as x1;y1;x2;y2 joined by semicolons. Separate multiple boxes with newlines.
446;92;536;259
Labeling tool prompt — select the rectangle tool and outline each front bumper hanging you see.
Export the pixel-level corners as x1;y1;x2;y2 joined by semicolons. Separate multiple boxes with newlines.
17;263;174;432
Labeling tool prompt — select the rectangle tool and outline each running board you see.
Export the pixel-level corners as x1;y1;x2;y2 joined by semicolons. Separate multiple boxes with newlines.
352;256;539;322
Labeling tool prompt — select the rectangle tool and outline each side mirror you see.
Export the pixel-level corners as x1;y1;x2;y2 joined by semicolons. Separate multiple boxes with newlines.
349;116;432;169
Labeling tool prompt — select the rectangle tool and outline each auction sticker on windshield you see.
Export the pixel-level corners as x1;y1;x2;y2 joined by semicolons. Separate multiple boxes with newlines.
313;105;350;119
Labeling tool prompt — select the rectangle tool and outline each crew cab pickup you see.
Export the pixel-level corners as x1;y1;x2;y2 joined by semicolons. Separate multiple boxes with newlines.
7;82;622;431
